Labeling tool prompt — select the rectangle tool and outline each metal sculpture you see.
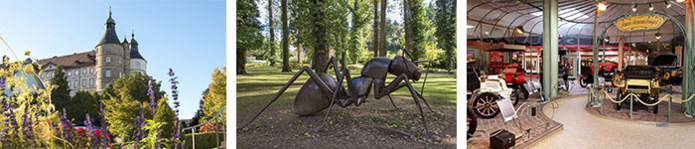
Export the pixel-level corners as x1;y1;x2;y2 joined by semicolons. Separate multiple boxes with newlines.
240;50;434;133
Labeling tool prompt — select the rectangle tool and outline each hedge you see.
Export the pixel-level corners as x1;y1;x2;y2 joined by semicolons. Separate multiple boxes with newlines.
183;132;225;149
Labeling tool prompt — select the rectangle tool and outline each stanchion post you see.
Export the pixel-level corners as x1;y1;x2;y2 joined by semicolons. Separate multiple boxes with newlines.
630;94;634;120
600;91;604;114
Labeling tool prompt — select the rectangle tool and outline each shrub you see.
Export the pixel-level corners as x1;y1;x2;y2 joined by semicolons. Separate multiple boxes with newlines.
183;132;225;149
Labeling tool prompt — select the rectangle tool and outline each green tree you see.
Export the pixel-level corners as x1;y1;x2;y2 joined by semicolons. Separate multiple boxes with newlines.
405;0;427;60
281;0;291;72
291;0;349;70
50;66;70;113
69;90;100;126
154;97;175;139
268;0;277;67
102;72;164;139
237;0;263;74
434;0;456;72
201;67;226;124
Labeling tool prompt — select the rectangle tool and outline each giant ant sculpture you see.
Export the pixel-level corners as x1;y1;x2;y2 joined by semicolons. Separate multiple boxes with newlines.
240;49;434;133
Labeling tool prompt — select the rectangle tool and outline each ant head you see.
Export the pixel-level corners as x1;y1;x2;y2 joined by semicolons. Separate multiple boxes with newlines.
389;56;421;81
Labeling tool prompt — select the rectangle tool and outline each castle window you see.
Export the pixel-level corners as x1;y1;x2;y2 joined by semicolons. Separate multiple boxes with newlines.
82;79;86;87
83;68;87;74
119;59;122;64
135;61;140;68
106;70;111;77
90;78;94;86
74;80;78;88
119;47;123;53
105;83;110;87
90;67;95;74
105;45;111;52
106;57;111;63
74;70;79;76
119;71;122;78
68;71;72;76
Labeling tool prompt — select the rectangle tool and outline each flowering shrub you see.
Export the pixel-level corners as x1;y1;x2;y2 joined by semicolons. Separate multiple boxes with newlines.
0;51;184;149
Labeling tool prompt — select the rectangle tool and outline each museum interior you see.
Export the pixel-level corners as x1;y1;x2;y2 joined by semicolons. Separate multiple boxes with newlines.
467;0;695;148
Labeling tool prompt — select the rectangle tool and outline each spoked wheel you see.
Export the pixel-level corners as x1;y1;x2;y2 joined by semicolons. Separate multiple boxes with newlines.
519;85;529;100
472;92;501;118
467;108;477;140
579;75;589;87
511;90;521;106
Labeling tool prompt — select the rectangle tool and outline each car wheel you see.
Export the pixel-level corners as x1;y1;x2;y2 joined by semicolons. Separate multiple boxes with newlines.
472;92;501;118
580;75;588;87
511;90;520;106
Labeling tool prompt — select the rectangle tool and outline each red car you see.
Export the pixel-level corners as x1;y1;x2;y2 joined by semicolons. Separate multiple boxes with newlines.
579;61;619;87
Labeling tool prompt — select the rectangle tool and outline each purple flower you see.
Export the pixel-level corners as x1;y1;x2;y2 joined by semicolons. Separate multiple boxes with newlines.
98;104;110;147
168;68;183;148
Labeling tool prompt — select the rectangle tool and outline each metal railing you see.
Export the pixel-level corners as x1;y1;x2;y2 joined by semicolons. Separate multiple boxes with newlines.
588;86;695;122
182;106;226;149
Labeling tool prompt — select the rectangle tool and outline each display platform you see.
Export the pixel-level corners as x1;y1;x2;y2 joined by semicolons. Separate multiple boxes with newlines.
467;94;563;149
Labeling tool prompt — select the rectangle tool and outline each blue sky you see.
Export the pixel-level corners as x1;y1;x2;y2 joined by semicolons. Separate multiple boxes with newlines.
0;0;225;119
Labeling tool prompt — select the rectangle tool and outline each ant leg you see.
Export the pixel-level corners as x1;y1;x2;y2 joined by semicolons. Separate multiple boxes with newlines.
416;92;433;112
316;69;347;132
240;66;336;129
401;75;429;134
386;94;400;110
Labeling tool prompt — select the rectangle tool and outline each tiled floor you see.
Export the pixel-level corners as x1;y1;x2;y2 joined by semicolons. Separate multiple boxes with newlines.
530;95;695;148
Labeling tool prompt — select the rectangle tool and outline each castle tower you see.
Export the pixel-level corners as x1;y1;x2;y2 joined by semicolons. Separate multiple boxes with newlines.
95;8;126;91
129;32;147;74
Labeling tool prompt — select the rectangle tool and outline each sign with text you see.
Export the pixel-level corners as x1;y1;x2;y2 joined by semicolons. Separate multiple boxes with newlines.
616;15;666;32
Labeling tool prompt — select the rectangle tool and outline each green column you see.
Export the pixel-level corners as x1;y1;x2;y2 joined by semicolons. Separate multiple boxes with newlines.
590;2;600;106
542;0;559;99
684;1;695;116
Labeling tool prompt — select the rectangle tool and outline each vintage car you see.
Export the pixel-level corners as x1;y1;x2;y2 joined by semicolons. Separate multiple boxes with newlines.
467;63;519;118
579;61;619;87
649;53;682;85
615;65;660;114
483;44;532;100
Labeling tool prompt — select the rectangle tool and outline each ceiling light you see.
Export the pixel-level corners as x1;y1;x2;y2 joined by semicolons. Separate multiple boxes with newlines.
649;4;654;11
514;26;524;35
598;2;607;12
655;32;662;41
604;36;610;43
666;2;672;8
677;0;685;3
467;25;475;29
632;4;637;12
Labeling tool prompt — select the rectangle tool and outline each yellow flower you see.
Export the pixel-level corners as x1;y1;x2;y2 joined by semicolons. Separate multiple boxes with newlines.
24;64;35;74
24;50;31;56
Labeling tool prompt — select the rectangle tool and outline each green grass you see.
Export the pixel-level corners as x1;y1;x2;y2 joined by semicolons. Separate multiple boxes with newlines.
237;66;456;111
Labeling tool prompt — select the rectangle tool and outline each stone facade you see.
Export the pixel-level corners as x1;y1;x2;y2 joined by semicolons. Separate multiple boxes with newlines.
37;9;146;96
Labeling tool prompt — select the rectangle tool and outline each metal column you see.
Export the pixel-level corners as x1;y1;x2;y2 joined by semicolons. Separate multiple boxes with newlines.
590;2;601;106
684;1;695;116
543;0;559;99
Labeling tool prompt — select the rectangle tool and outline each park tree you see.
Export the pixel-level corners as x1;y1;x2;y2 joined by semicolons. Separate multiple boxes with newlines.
268;0;277;67
102;72;165;139
379;0;387;56
372;0;379;57
237;0;263;74
202;67;226;125
347;0;372;64
291;0;349;71
154;97;175;139
50;66;70;113
69;90;101;126
435;0;456;72
281;0;291;72
404;0;427;60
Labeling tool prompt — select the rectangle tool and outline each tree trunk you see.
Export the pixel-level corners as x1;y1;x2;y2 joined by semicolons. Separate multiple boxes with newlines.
379;0;387;57
372;0;379;57
269;0;276;66
403;0;410;54
237;50;247;74
313;0;330;71
281;0;291;72
298;44;302;65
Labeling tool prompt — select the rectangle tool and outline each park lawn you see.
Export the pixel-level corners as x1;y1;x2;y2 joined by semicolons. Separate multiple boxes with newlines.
237;66;457;111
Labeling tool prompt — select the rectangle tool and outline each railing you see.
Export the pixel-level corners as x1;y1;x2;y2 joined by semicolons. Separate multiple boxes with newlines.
182;106;226;149
588;86;695;122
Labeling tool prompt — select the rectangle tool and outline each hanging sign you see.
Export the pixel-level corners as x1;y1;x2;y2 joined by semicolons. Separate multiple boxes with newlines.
616;14;666;32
